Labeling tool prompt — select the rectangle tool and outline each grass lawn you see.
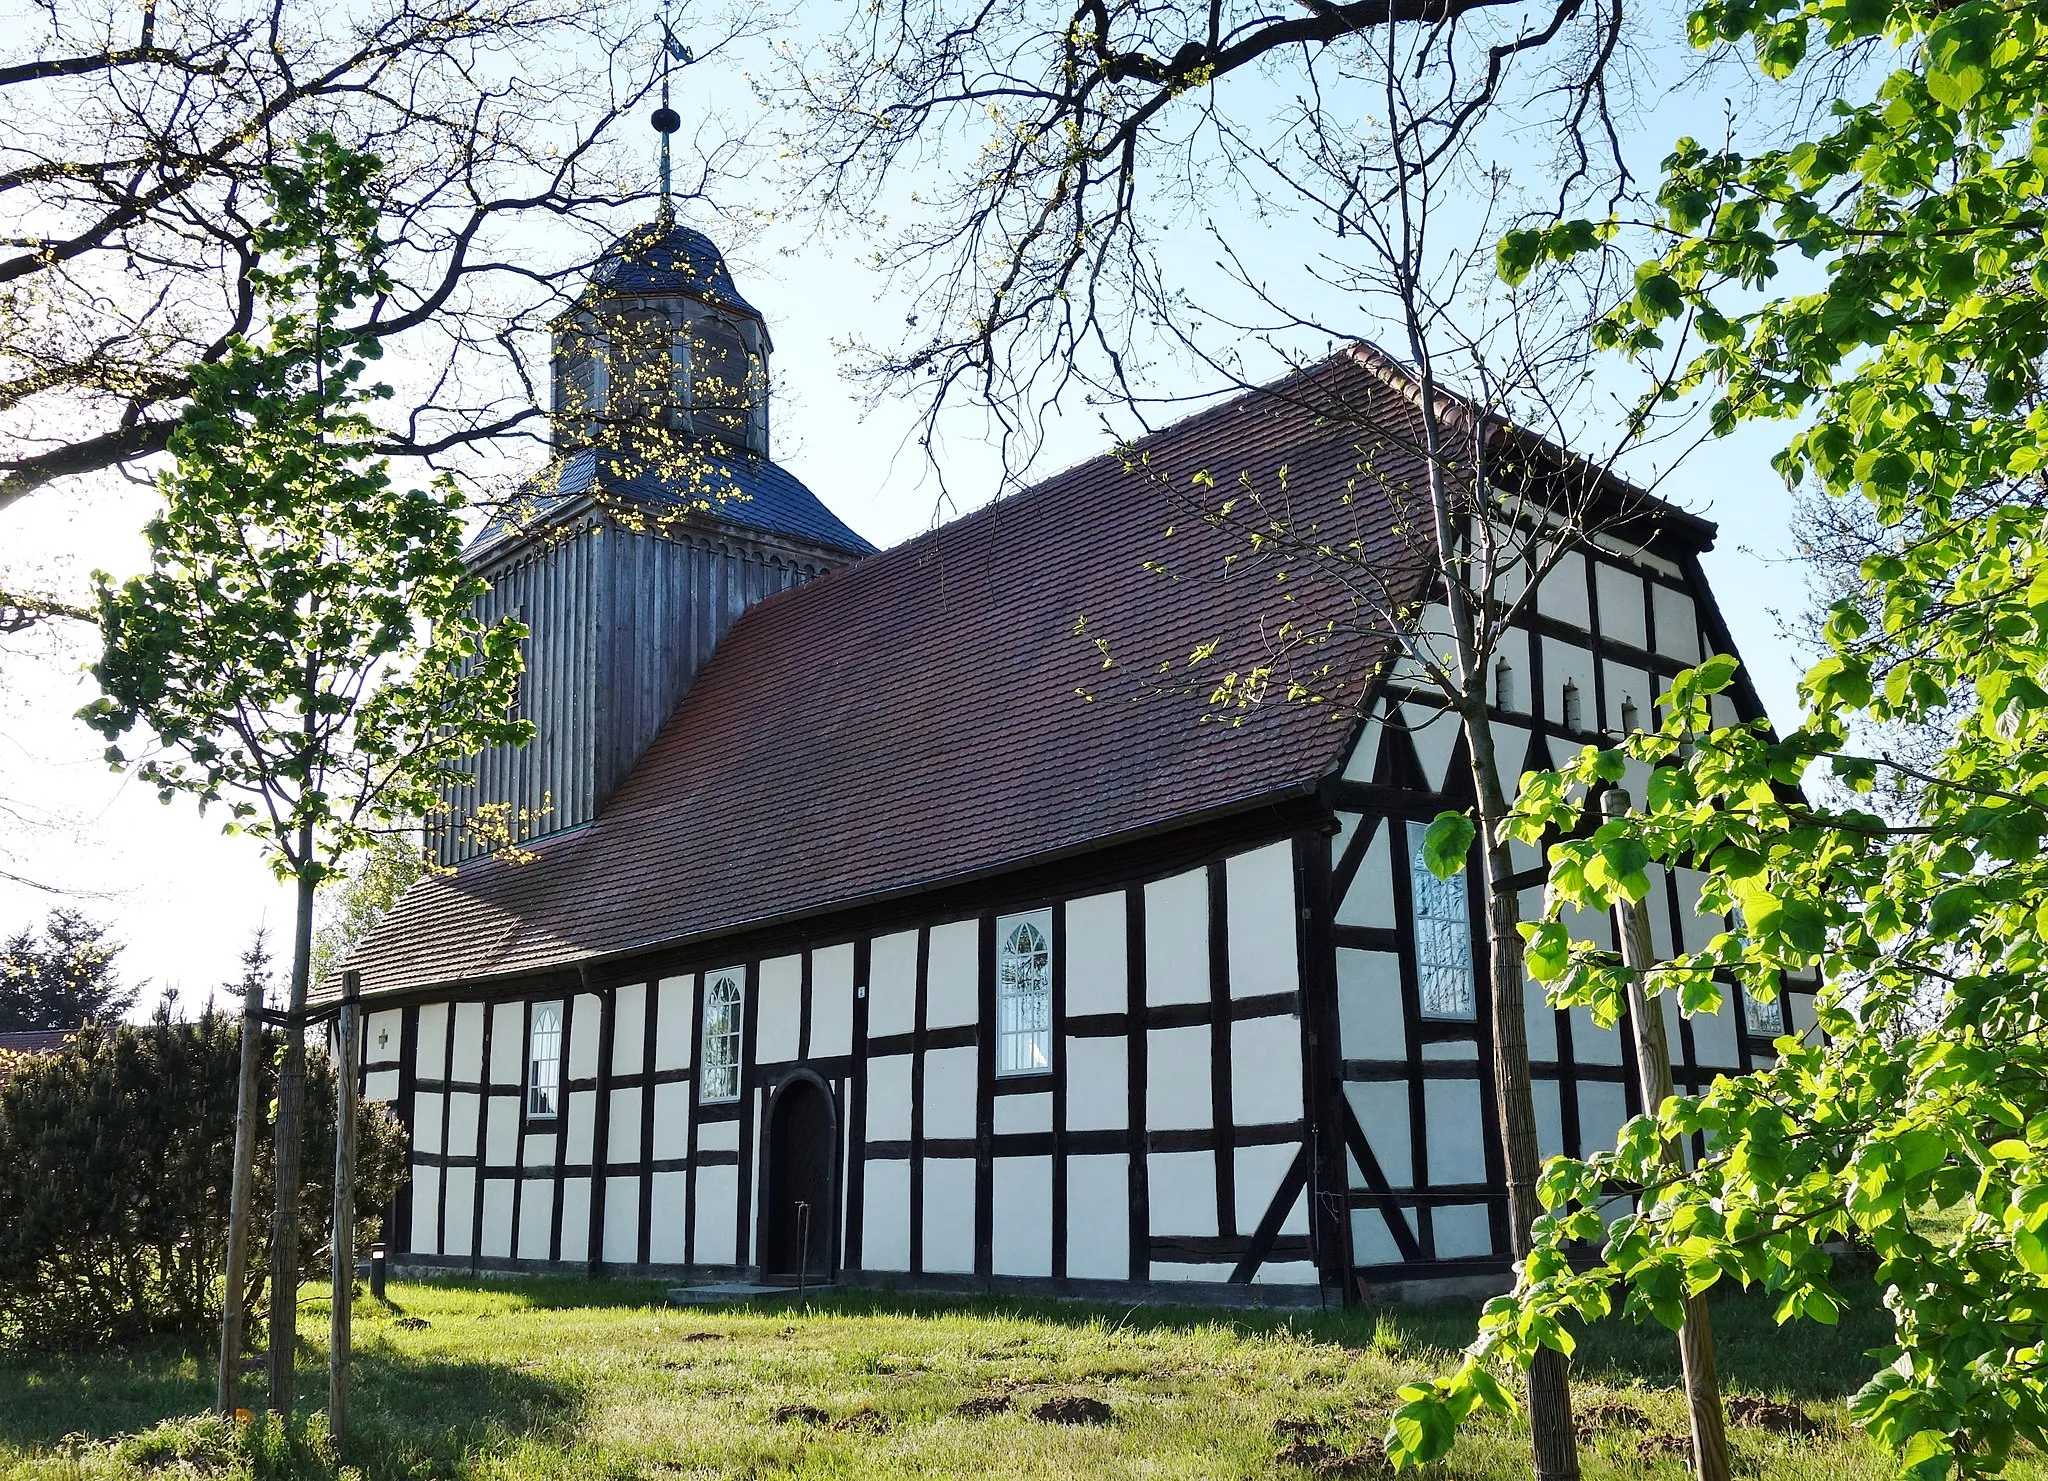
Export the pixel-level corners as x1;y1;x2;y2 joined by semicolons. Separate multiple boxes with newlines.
2;1276;2039;1481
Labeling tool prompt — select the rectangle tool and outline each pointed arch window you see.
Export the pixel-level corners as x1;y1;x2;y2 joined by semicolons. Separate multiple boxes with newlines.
527;1001;562;1119
700;971;744;1103
996;910;1053;1076
1406;822;1477;1021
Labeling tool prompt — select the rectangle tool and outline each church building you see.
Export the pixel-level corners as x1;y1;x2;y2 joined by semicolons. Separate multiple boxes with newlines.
339;215;1811;1304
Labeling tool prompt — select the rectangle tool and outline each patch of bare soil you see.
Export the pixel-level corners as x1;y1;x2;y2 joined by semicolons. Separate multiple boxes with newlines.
679;1331;724;1342
1726;1396;1826;1435
771;1404;830;1425
956;1394;1013;1418
831;1406;891;1434
1576;1399;1650;1438
1273;1417;1328;1442
1637;1432;1692;1462
392;1315;430;1330
1031;1394;1115;1425
1275;1438;1392;1477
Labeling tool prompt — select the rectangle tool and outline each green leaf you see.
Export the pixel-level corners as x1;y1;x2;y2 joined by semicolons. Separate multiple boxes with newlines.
1522;920;1572;982
1387;1395;1457;1466
1692;654;1740;695
1897;1427;1955;1481
1422;811;1476;879
1498;230;1543;285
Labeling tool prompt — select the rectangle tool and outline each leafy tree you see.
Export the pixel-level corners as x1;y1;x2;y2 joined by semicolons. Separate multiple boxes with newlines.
0;909;136;1031
1387;0;2048;1472
0;1014;404;1348
80;134;530;1414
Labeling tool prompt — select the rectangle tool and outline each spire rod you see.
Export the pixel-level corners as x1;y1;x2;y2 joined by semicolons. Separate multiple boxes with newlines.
650;0;689;226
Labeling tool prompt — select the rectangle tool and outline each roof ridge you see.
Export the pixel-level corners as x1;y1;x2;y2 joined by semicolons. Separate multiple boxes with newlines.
1342;343;1718;546
711;353;1363;637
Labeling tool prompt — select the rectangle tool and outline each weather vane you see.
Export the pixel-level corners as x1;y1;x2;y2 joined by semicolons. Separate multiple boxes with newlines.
651;0;692;225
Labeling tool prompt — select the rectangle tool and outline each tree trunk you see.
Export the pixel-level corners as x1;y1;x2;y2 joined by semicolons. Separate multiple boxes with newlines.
266;850;316;1417
1466;704;1580;1481
216;969;264;1415
1397;340;1579;1480
1602;790;1731;1481
330;978;361;1444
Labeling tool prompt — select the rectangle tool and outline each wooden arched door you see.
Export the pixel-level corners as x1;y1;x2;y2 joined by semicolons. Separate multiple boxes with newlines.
762;1075;835;1281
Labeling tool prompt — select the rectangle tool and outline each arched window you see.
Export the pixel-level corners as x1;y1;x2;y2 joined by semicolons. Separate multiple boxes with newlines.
527;1001;562;1119
1406;822;1476;1021
700;971;744;1103
996;911;1053;1076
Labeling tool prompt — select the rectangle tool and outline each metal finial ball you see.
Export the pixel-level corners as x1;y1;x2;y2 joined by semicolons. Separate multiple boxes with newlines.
651;106;681;134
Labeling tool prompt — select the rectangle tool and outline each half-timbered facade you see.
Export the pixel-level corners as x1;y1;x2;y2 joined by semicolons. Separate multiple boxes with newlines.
340;220;1811;1303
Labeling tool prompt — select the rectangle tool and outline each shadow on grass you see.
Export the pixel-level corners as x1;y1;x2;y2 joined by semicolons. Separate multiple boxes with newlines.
342;1340;585;1481
404;1273;675;1312
775;1275;1891;1404
0;1335;216;1450
0;1338;586;1481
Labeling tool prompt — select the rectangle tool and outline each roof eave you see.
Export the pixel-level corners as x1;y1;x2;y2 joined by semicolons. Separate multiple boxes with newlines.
332;776;1329;1009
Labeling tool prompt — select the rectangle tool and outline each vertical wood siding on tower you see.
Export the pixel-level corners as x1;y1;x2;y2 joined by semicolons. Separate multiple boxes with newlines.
442;520;601;865
437;519;826;867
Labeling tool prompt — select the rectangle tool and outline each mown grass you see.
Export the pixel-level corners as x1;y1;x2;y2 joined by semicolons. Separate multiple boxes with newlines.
1;1276;2039;1480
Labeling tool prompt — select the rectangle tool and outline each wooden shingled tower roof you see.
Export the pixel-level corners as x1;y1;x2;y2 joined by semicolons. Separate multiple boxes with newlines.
341;347;1712;999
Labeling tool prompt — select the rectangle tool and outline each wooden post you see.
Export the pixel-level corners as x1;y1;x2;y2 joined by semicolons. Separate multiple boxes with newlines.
1603;789;1732;1481
217;968;265;1415
329;971;362;1446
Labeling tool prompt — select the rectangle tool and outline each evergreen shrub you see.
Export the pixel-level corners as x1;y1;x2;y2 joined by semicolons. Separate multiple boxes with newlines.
0;1015;405;1346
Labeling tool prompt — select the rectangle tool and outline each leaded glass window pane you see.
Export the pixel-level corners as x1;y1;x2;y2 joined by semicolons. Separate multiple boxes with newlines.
1742;985;1784;1037
996;911;1052;1077
527;1002;562;1119
1406;821;1477;1021
701;972;744;1103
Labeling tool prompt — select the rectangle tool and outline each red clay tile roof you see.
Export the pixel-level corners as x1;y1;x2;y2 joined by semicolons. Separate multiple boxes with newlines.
0;1030;73;1085
0;1030;73;1054
342;348;1709;998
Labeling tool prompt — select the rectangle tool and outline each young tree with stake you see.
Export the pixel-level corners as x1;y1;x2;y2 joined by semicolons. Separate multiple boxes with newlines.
82;135;530;1419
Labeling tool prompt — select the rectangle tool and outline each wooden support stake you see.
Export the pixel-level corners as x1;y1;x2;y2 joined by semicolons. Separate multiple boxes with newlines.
1603;789;1732;1481
217;969;265;1415
329;971;362;1446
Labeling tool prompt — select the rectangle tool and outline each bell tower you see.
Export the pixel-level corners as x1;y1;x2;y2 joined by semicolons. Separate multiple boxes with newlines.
431;38;872;868
549;221;773;464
